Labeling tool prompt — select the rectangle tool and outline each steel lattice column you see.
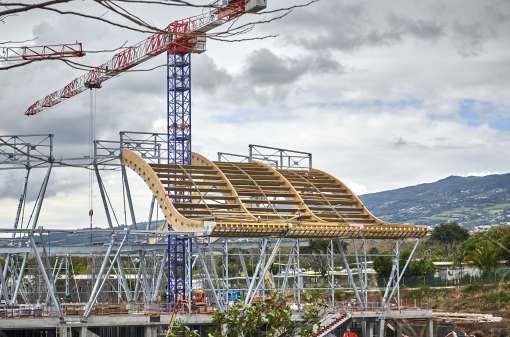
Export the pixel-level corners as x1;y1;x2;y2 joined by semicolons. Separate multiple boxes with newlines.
167;233;192;307
167;51;191;165
167;50;192;308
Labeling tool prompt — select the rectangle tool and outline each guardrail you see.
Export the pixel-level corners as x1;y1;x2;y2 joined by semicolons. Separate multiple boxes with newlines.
0;304;58;319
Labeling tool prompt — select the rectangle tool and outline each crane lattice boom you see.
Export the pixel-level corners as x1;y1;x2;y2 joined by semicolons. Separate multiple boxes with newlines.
1;43;84;62
25;0;267;116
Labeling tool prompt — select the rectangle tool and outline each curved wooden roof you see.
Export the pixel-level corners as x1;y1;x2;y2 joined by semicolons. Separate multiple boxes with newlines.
122;149;427;239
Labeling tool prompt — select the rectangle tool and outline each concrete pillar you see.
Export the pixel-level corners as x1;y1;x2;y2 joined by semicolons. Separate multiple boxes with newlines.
395;321;402;337
368;321;374;337
80;326;100;337
379;319;385;337
58;327;69;337
144;326;158;337
427;319;434;337
362;320;367;337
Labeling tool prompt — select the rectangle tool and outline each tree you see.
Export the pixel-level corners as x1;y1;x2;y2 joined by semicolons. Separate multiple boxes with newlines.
302;239;330;276
210;293;325;337
373;255;393;279
470;240;499;274
429;223;470;257
373;250;435;279
408;258;435;277
430;223;469;245
458;226;510;273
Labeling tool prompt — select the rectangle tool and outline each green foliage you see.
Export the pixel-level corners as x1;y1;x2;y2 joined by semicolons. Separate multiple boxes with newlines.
71;257;88;274
303;239;329;253
210;293;325;337
470;240;499;273
167;320;199;337
458;226;510;273
427;223;470;258
373;250;435;280
368;247;379;255
300;293;326;337
408;257;435;277
430;223;469;245
373;256;393;279
480;290;510;310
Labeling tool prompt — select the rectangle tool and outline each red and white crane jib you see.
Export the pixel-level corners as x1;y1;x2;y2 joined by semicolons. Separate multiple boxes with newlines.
0;43;85;62
24;0;267;116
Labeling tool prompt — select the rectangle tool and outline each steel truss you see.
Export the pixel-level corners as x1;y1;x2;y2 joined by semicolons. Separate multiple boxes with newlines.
218;144;312;170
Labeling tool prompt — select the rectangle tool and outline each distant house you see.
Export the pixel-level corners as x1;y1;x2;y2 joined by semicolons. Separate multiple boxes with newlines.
433;261;509;281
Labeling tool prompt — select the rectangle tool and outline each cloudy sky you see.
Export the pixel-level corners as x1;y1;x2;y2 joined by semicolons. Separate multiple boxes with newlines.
1;0;509;228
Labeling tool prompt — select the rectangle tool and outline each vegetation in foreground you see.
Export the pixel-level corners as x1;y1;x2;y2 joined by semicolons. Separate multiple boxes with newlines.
168;293;325;337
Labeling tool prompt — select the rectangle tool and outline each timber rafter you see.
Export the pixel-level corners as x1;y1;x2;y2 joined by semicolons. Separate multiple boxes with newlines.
121;149;427;239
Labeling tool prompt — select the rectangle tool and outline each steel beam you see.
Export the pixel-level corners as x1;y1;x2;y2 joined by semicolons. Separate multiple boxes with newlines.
248;238;282;304
121;164;138;230
337;239;362;305
195;238;223;310
82;233;128;319
82;235;116;319
244;239;268;304
29;235;64;322
383;239;420;308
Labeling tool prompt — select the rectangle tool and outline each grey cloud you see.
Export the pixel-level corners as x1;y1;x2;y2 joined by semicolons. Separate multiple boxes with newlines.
270;0;510;57
296;16;443;52
190;49;342;104
192;55;232;93
387;15;444;41
0;169;87;202
453;21;496;57
244;49;341;86
275;1;445;52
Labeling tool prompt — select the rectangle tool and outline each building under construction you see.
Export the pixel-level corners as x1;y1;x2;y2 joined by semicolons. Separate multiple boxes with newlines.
0;132;435;337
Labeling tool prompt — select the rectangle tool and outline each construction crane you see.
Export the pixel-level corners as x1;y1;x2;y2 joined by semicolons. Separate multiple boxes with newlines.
24;0;266;115
23;0;268;309
0;42;85;62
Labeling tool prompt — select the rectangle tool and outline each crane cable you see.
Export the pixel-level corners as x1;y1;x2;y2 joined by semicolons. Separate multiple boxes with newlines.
89;89;96;243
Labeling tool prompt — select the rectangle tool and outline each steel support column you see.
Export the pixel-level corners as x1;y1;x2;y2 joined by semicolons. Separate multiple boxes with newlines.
195;238;223;310
337;239;363;306
82;233;128;319
383;239;420;309
245;239;268;304
29;235;64;322
248;238;282;304
167;51;191;165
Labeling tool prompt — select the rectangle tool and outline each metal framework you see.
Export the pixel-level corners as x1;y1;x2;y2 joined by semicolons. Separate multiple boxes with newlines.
0;43;84;62
249;144;312;170
167;52;192;166
218;144;311;170
166;51;193;307
0;134;432;337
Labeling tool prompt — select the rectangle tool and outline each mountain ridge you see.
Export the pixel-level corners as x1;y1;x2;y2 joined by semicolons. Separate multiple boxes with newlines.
360;173;510;228
360;173;510;229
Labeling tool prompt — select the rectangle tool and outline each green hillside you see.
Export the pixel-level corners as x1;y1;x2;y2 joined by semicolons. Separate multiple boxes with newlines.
360;174;510;229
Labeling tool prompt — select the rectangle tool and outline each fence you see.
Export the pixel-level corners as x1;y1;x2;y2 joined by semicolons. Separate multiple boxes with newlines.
396;267;510;288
